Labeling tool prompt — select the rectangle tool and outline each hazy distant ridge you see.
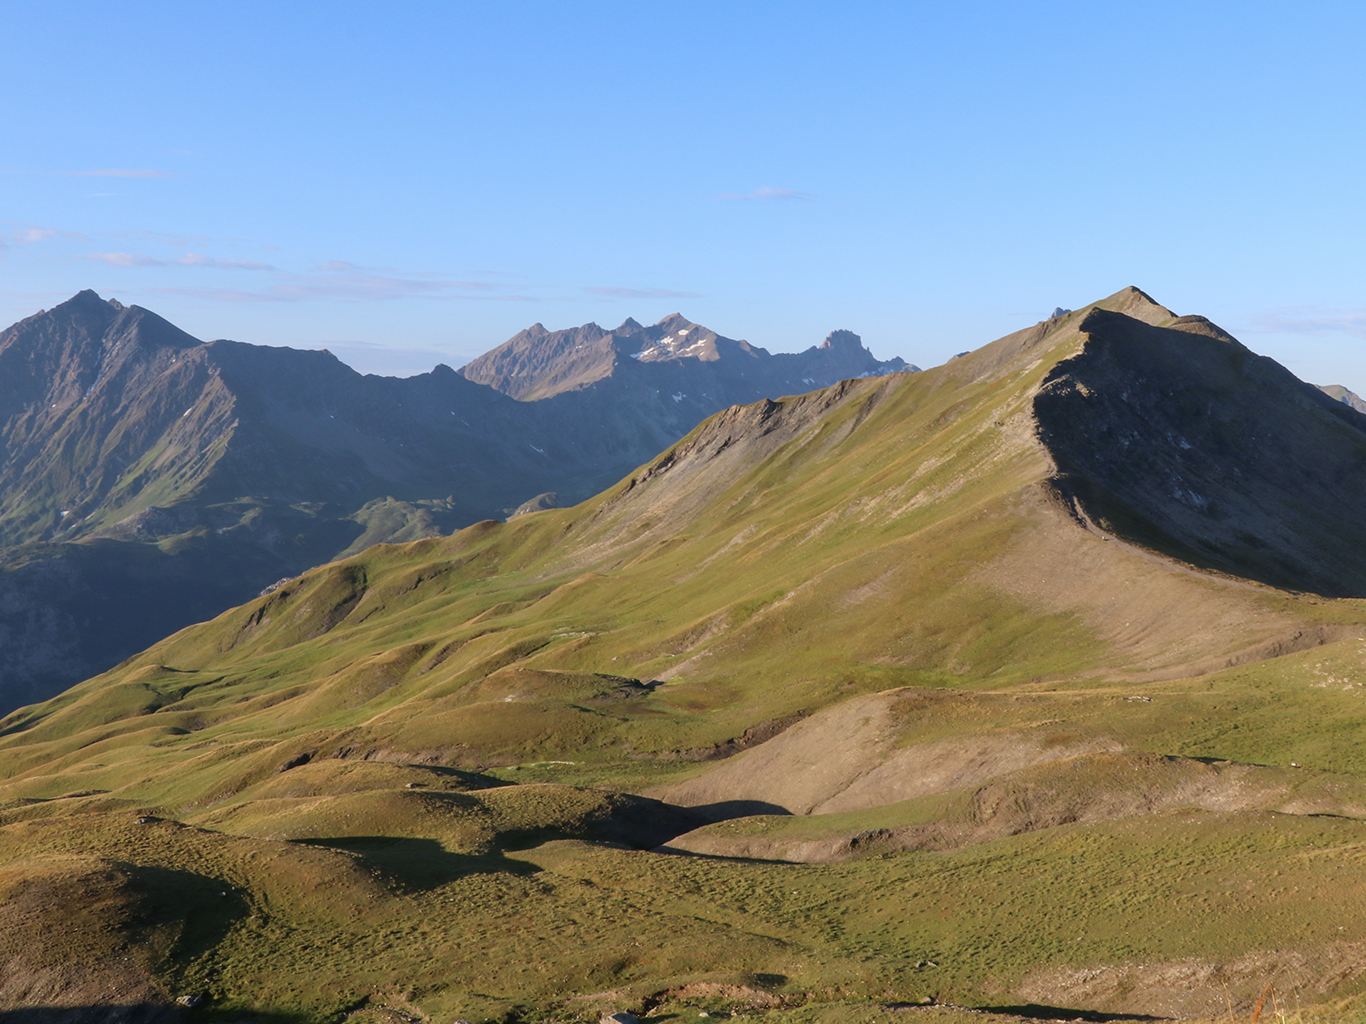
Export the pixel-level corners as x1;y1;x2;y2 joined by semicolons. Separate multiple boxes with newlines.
461;311;912;402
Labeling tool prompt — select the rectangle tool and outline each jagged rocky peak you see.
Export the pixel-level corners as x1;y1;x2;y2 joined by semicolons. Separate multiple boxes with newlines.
463;308;917;402
9;288;120;339
820;329;863;352
629;314;724;362
802;327;912;378
653;312;697;332
58;288;121;313
50;289;200;350
0;291;205;420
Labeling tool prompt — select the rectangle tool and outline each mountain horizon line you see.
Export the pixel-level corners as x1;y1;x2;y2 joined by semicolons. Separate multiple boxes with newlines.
24;289;914;383
0;287;915;710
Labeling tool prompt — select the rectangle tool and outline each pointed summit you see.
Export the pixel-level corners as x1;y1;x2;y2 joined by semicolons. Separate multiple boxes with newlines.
819;329;863;352
1099;285;1175;325
653;312;696;332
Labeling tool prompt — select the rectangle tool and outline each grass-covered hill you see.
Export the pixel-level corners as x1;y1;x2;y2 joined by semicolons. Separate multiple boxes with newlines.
7;287;1366;1023
0;293;910;713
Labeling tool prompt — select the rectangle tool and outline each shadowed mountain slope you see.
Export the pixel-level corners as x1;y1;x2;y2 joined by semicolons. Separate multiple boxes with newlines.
0;291;210;546
0;291;615;547
0;293;580;709
1037;307;1366;596
10;287;1366;1021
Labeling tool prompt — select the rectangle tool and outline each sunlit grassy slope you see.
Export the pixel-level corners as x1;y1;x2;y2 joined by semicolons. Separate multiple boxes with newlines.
6;287;1366;1023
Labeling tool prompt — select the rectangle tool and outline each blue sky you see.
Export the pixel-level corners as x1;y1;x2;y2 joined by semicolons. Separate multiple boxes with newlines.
3;1;1365;386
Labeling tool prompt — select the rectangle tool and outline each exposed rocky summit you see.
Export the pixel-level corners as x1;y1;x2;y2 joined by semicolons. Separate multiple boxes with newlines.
461;312;913;403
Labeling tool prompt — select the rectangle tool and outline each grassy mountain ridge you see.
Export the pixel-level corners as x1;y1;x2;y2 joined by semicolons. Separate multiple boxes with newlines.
9;288;1366;1020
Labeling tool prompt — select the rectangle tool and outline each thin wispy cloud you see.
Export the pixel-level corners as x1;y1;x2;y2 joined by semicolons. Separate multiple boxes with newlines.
719;186;814;201
269;263;533;302
57;169;178;178
78;252;276;270
1252;307;1366;338
179;254;275;270
585;286;702;300
4;223;84;245
63;241;529;303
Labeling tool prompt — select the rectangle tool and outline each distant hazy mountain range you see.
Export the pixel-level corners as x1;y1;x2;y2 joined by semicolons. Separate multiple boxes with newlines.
0;291;911;711
461;311;912;401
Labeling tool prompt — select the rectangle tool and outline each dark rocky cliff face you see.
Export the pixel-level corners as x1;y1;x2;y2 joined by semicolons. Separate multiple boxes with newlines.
1035;308;1366;597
